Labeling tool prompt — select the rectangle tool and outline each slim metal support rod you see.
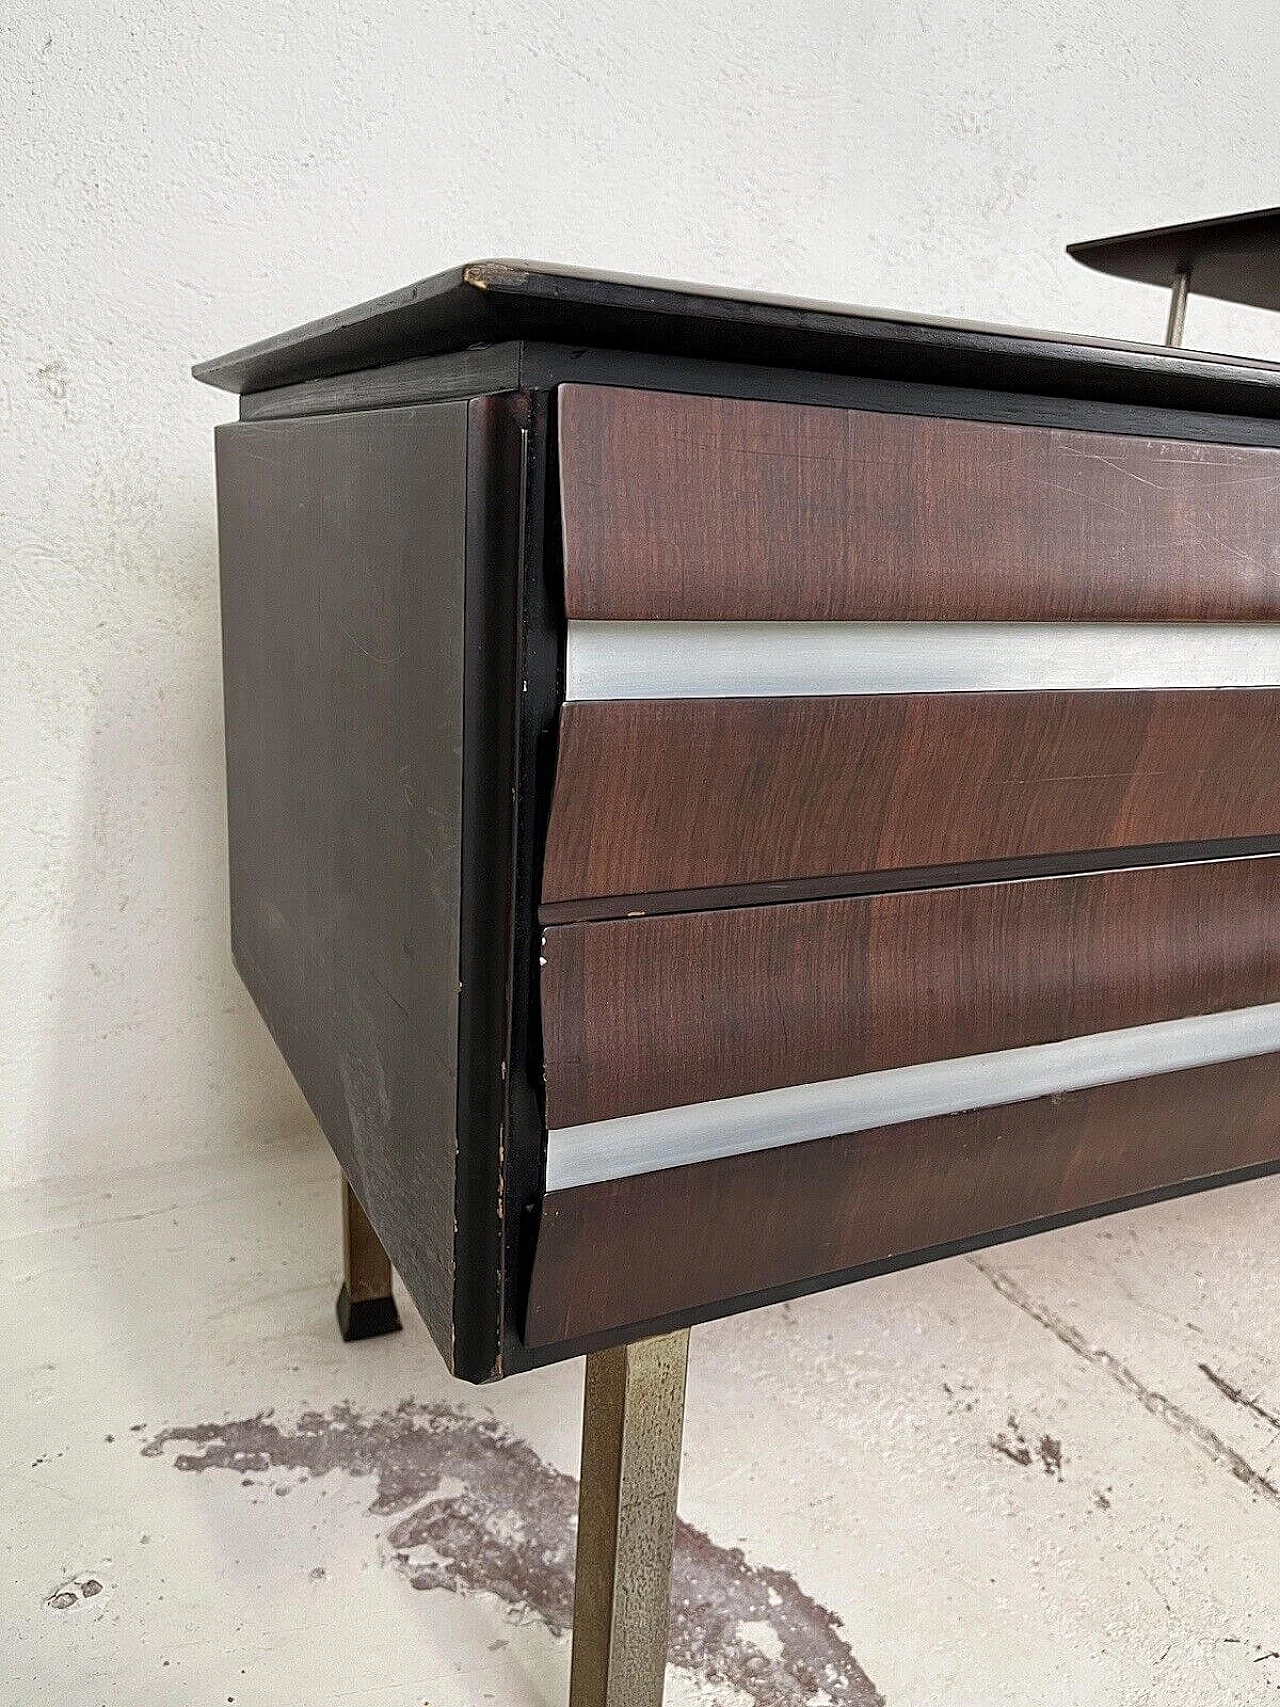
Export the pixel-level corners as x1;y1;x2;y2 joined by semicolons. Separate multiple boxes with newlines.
336;1172;402;1341
1165;267;1190;348
569;1329;691;1707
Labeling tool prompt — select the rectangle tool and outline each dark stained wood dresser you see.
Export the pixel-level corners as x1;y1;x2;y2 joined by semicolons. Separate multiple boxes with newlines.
199;256;1280;1702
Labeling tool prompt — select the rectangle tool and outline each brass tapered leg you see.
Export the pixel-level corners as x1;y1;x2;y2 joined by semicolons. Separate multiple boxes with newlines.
335;1173;402;1341
569;1330;690;1707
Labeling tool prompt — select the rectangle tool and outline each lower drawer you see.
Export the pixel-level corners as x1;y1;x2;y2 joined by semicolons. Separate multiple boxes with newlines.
541;855;1280;1134
530;855;1280;1347
525;1052;1280;1346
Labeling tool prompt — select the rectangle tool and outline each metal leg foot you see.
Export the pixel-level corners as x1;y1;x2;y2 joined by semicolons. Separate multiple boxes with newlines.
569;1329;690;1707
335;1173;402;1341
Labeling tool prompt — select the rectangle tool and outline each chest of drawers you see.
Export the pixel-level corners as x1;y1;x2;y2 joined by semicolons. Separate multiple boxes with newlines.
198;261;1280;1389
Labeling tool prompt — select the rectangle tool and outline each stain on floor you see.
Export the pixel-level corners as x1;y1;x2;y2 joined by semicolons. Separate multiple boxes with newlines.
970;1257;1280;1507
990;1414;1063;1478
144;1399;884;1707
46;1576;103;1613
1198;1363;1280;1433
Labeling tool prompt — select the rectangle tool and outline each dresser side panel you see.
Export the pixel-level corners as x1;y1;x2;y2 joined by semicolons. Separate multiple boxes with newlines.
214;403;470;1367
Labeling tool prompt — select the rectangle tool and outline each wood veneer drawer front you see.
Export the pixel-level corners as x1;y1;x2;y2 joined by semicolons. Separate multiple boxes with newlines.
557;383;1280;621
542;690;1280;912
540;856;1280;1130
525;1053;1280;1346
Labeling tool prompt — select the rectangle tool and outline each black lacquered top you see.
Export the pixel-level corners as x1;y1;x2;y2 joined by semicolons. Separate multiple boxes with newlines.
195;257;1280;415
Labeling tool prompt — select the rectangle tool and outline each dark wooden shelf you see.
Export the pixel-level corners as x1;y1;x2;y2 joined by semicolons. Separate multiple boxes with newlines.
1069;208;1280;314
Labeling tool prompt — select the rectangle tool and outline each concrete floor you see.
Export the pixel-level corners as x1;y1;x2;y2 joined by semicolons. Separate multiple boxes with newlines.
6;1129;1280;1707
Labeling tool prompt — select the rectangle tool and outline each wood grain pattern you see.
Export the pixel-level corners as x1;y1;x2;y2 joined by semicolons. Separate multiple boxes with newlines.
524;1051;1280;1345
558;384;1280;621
542;690;1280;909
541;856;1280;1128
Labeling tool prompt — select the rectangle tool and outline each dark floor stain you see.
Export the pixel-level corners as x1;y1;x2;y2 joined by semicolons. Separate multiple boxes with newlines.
990;1416;1062;1478
46;1576;103;1611
1199;1364;1280;1433
1037;1434;1063;1479
970;1257;1280;1507
143;1400;883;1707
941;1380;977;1414
991;1417;1033;1469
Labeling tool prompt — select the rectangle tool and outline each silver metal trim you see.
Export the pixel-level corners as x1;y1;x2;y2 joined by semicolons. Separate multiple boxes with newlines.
565;620;1280;701
545;1001;1280;1191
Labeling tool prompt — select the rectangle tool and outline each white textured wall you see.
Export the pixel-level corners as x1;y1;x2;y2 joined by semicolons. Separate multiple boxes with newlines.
4;1;1280;1188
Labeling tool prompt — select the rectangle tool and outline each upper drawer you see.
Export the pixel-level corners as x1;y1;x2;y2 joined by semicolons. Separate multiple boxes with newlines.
541;689;1280;913
557;384;1280;621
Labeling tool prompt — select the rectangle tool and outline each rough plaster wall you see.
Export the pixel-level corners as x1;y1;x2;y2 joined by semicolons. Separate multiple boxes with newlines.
3;0;1280;1188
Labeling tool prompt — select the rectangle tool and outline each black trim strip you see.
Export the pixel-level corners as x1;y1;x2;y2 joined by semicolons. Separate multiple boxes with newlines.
538;836;1280;925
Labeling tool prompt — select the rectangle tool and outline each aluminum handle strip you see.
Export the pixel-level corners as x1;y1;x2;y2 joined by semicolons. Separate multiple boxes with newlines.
545;1001;1280;1191
566;620;1280;701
